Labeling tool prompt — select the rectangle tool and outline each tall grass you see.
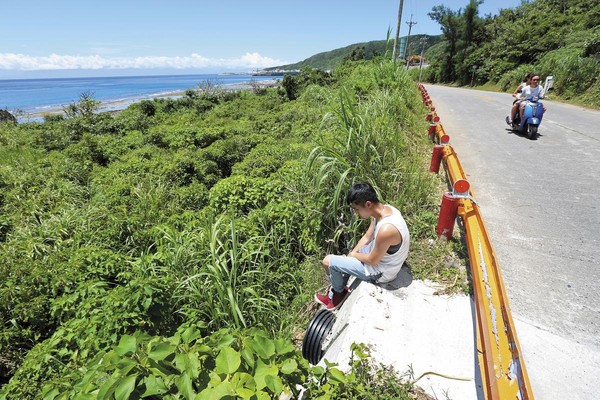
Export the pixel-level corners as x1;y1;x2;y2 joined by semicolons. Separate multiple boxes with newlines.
176;215;285;334
308;60;434;242
537;48;600;100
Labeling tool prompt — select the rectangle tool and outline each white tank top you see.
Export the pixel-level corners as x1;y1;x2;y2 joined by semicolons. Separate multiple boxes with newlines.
364;205;410;282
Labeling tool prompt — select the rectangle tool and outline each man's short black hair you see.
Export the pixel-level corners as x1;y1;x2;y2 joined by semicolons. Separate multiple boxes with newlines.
346;182;379;205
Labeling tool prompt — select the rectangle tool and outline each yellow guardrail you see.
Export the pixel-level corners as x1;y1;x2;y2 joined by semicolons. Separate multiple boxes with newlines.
419;84;534;400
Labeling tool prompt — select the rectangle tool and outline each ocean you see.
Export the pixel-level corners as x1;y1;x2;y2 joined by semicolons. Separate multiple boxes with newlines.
0;73;277;119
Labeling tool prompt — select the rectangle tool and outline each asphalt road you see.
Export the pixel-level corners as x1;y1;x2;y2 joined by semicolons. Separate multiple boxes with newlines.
425;85;600;400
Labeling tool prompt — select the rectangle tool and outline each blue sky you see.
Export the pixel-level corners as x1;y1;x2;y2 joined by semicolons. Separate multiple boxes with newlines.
0;0;522;79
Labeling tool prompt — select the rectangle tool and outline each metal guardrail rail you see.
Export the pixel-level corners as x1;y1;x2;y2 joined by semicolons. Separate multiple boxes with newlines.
418;84;534;400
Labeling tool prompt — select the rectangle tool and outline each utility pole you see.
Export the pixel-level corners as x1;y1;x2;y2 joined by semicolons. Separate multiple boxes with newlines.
418;36;427;82
405;14;417;69
392;0;404;62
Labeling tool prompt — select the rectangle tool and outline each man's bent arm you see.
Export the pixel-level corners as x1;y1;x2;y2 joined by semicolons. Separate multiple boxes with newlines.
349;218;375;254
349;225;402;266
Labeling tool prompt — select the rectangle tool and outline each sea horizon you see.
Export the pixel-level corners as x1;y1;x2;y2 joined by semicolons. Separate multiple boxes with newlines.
0;70;259;82
0;72;278;121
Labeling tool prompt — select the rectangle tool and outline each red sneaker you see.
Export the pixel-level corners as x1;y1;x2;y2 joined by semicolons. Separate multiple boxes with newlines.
326;288;349;310
314;288;332;306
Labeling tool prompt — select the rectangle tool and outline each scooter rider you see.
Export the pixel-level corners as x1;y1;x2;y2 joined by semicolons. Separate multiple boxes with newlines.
506;74;545;125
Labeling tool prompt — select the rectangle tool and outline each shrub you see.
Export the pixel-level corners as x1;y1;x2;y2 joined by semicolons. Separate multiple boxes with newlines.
1;270;179;398
536;47;600;98
38;328;422;400
201;134;261;178
280;67;335;101
248;198;321;257
43;114;64;123
41;326;311;400
231;140;294;177
193;128;225;149
173;181;210;211
62;91;100;119
497;64;536;91
280;74;299;101
0;109;17;125
208;175;283;215
138;100;156;117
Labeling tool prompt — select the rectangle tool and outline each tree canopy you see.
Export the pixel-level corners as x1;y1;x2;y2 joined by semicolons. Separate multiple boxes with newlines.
424;0;600;106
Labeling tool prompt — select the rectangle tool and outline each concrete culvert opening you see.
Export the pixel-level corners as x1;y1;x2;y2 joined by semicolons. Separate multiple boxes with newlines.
302;308;336;365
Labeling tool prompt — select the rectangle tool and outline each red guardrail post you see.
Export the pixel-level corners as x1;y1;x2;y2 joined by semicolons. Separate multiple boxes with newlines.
429;134;449;173
428;115;440;141
437;180;470;240
437;192;459;239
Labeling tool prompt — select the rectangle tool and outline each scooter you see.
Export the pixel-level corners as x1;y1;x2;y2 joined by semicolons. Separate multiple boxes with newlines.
510;97;545;140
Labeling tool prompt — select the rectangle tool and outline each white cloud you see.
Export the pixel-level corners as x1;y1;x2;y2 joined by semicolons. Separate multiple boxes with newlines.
0;52;287;71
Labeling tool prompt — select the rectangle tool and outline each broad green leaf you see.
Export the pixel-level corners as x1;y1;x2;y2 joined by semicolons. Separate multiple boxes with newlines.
97;377;119;400
207;370;223;387
279;358;298;375
72;394;94;400
76;367;99;390
230;372;256;392
250;335;275;359
148;342;176;362
216;333;235;349
327;368;348;384
175;373;196;400
274;338;295;355
253;361;278;390
195;388;216;400
115;335;137;356
102;351;120;366
41;388;59;400
234;387;255;399
114;374;137;400
175;352;201;378
310;365;325;378
253;390;270;400
194;389;210;400
215;347;241;375
142;375;169;397
147;366;172;378
241;347;255;369
194;344;212;354
181;326;201;344
211;381;235;399
116;357;137;375
264;375;283;394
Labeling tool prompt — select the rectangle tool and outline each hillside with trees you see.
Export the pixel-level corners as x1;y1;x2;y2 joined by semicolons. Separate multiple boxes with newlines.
267;34;442;71
423;0;600;106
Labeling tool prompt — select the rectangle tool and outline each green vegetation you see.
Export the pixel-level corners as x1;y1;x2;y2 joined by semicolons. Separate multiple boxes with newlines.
423;0;600;107
0;110;17;125
0;59;464;398
267;35;442;71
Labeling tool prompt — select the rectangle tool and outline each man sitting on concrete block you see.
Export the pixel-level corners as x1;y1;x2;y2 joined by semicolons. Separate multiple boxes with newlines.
315;182;410;310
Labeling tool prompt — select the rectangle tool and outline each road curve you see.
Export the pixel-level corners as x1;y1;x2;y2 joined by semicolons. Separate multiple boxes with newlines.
425;85;600;400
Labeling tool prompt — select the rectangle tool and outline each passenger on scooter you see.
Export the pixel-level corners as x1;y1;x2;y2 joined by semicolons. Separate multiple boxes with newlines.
506;73;534;125
513;73;534;99
506;74;545;125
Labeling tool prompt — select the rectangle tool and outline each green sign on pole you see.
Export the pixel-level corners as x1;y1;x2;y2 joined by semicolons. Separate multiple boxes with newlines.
399;37;407;59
